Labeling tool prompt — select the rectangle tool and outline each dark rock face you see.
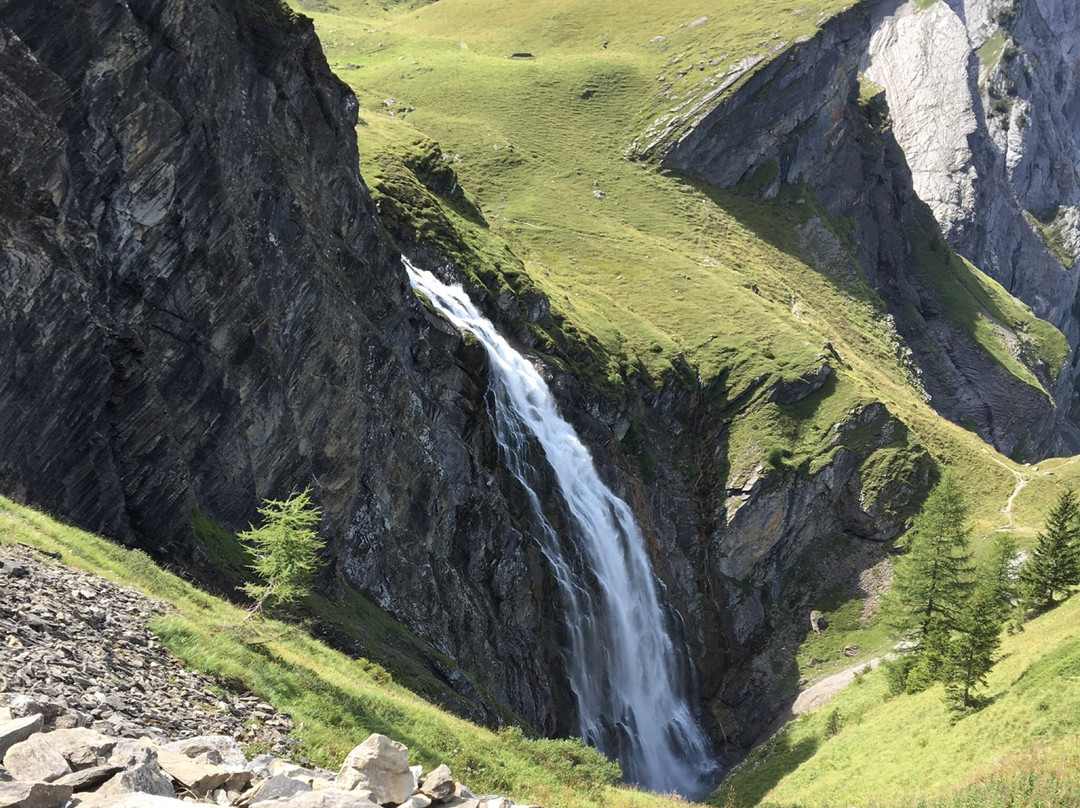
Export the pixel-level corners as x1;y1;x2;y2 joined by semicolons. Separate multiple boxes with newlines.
548;371;931;748
0;0;560;732
658;1;1077;459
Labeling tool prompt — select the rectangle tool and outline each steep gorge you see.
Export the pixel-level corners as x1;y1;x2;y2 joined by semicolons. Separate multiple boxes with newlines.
2;0;1077;784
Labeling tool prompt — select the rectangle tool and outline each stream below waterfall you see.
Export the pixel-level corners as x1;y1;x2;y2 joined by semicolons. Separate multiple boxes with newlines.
404;258;717;797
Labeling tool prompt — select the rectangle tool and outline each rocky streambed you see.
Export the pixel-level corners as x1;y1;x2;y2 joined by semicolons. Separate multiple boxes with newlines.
0;546;535;808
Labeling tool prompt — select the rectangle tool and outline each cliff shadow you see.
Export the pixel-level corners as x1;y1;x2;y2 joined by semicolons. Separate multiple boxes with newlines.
678;173;890;320
710;732;819;808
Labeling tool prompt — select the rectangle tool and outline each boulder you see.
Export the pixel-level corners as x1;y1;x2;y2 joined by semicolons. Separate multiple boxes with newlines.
6;697;55;721
247;754;276;783
399;795;433;808
72;794;191;808
420;765;455;801
276;790;380;807
106;740;155;769
0;780;73;808
43;729;116;769
248;773;312;804
271;760;335;781
3;736;72;783
162;735;247;769
335;734;413;805
96;761;176;798
53;764;123;791
154;747;231;794
0;715;44;759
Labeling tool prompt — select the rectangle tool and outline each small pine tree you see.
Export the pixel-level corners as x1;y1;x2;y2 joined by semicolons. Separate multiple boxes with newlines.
888;475;975;644
240;488;324;620
942;570;1006;711
1021;489;1080;612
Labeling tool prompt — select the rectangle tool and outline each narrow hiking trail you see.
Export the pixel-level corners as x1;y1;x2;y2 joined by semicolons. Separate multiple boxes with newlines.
779;450;1080;725
983;449;1080;533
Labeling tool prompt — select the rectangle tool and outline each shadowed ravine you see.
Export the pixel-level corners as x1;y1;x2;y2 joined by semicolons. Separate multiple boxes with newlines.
404;259;717;797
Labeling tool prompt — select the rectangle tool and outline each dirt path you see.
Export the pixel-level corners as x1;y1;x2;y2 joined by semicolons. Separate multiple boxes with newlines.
983;450;1080;533
981;448;1028;532
790;655;894;716
771;452;1080;730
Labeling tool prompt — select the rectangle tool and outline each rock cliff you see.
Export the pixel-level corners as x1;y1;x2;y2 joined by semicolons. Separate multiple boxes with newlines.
866;0;1080;334
657;0;1080;459
864;0;1080;440
0;0;564;735
4;0;1073;773
0;0;946;759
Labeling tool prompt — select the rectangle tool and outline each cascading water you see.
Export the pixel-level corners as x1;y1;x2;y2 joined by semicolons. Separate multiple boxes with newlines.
404;258;716;797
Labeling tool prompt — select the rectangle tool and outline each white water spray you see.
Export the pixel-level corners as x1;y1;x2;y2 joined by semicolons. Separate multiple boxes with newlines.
404;259;716;796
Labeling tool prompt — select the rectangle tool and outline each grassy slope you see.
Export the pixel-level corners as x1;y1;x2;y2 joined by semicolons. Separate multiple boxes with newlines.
297;0;1065;495
713;592;1080;808
292;0;1079;797
0;495;691;808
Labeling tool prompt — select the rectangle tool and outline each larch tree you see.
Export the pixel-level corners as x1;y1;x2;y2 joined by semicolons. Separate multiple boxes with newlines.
942;539;1016;711
887;474;974;691
1021;488;1080;613
240;488;324;621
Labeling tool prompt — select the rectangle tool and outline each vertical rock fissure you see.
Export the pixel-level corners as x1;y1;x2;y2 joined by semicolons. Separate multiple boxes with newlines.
404;259;716;797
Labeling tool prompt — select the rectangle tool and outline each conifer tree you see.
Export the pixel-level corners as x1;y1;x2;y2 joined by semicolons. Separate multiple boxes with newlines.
984;533;1019;619
941;570;1006;708
887;474;974;692
1021;488;1080;612
888;474;975;645
241;488;324;620
942;555;1010;711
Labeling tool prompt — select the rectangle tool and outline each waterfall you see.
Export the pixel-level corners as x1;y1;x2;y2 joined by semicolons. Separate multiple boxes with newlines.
404;258;716;797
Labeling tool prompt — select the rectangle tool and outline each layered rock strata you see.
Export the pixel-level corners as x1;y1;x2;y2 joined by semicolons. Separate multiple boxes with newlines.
0;0;560;733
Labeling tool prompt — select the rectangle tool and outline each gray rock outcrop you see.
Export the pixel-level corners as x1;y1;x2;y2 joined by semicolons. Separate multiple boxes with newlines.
0;715;535;808
336;734;414;805
0;0;566;736
655;0;1079;459
865;0;1080;334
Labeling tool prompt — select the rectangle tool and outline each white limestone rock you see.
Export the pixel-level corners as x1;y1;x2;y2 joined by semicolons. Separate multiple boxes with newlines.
335;734;413;805
2;735;72;783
